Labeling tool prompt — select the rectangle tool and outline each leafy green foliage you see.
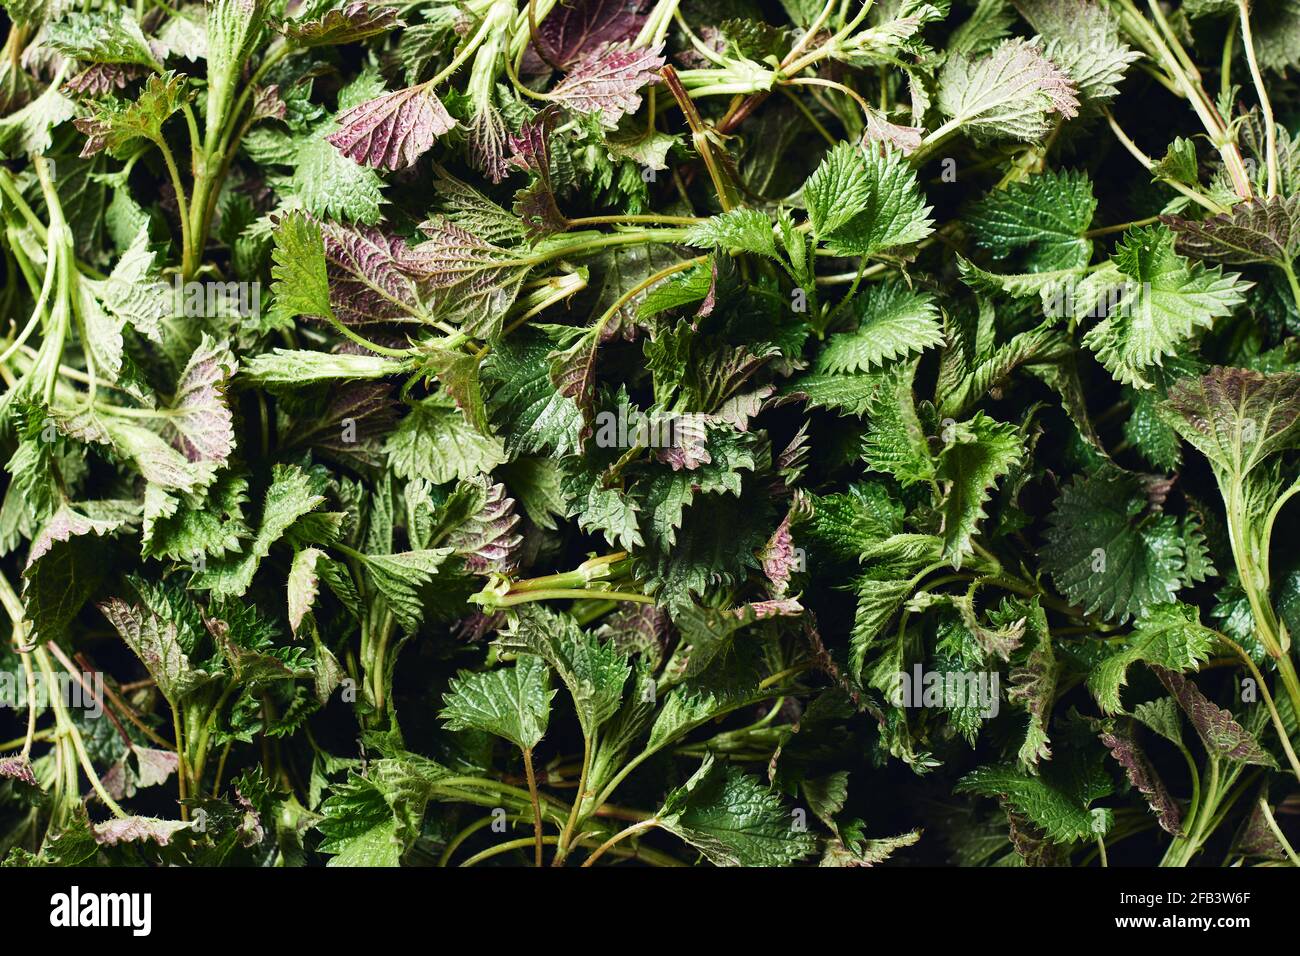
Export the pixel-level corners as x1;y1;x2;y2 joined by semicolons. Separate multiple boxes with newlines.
1;0;1297;875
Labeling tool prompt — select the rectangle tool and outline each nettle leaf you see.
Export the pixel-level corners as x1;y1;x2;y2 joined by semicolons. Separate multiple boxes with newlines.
320;221;433;325
956;761;1111;844
440;654;553;751
531;0;650;68
1164;196;1300;267
803;142;934;255
289;132;387;223
497;604;630;737
45;9;162;70
384;395;506;485
966;169;1096;271
818;281;943;373
191;464;326;597
99;597;214;704
559;459;643;550
359;548;456;633
0;84;75;157
269;210;333;323
662;597;803;685
861;362;935;486
1087;603;1217;713
1081;227;1248;389
1151;666;1276;766
327;83;456;170
655;754;817;866
937;38;1079;142
1018;0;1140;105
281;2;402;48
1007;598;1056;770
550;42;665;128
1161;367;1300;479
1098;722;1183;834
937;413;1023;567
483;331;584;458
685;208;779;259
1040;468;1191;623
163;335;237;467
75;72;190;157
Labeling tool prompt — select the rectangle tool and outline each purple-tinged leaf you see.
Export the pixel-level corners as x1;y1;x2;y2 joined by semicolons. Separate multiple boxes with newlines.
508;109;568;236
165;335;238;466
653;415;710;470
27;502;137;567
550;42;665;128
467;104;511;184
1099;724;1182;834
65;63;145;96
595;602;670;667
549;331;599;433
281;2;402;47
132;745;180;788
285;381;399;468
320;221;433;325
250;84;288;122
1162;367;1300;478
93;816;191;846
758;512;797;596
530;0;651;70
863;109;923;155
1151;666;1277;766
326;83;455;170
1163;195;1300;266
0;754;36;787
447;479;524;575
1231;794;1291;860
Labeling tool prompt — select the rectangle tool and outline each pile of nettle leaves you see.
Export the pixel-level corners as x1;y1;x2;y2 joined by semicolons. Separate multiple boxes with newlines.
1;0;1300;869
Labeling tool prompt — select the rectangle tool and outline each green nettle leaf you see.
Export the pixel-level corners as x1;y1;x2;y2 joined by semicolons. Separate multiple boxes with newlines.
956;760;1112;844
1087;603;1218;713
45;9;163;70
440;654;553;751
191;464;326;598
496;605;629;738
655;755;817;866
74;72;191;158
384;395;506;484
685;208;779;259
802;142;934;255
861;362;935;486
270;211;333;324
966;169;1096;271
359;548;455;633
483;332;584;458
1040;468;1193;623
818;281;943;373
1081;227;1249;389
937;37;1080;142
936;413;1023;566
